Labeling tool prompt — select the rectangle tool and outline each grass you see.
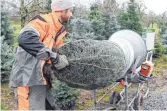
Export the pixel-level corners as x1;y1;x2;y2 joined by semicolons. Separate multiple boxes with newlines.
0;104;9;110
75;84;124;110
1;82;18;110
102;84;124;102
1;88;10;110
152;55;167;76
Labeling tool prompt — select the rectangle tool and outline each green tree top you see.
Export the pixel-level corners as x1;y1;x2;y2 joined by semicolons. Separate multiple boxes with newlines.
118;0;143;35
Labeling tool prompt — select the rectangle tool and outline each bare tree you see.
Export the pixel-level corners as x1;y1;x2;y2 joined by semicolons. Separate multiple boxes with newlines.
20;0;51;27
141;11;156;27
102;0;117;12
137;1;147;19
101;0;120;16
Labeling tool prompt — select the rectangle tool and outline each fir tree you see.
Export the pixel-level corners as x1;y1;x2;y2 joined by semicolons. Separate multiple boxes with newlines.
118;0;143;35
52;80;79;110
67;18;97;40
102;14;120;39
1;36;14;82
101;0;120;39
154;38;166;57
1;3;14;45
89;3;105;40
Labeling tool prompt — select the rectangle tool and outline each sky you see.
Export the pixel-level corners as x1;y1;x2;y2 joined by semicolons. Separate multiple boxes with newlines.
144;0;167;14
75;0;167;14
116;0;167;14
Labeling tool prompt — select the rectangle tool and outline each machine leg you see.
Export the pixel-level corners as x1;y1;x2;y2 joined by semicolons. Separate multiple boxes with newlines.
133;92;143;110
93;90;97;110
125;76;129;110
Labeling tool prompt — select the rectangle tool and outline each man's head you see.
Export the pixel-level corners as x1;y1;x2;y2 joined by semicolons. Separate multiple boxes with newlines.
51;0;75;23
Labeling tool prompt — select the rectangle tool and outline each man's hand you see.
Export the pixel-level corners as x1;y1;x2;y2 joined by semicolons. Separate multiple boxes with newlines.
50;53;69;70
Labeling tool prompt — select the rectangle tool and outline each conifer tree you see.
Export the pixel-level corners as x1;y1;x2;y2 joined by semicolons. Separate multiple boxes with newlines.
118;0;143;35
1;36;14;82
1;2;14;45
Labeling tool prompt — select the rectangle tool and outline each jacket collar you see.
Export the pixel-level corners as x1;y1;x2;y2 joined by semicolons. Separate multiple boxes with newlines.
49;11;65;32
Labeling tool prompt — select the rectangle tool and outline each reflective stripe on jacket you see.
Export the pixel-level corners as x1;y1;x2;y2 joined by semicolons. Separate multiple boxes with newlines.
9;12;67;87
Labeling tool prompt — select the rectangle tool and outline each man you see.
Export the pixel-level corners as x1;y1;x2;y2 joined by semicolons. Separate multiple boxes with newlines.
9;0;75;110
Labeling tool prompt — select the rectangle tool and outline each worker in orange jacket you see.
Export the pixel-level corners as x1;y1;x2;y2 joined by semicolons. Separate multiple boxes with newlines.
9;0;75;110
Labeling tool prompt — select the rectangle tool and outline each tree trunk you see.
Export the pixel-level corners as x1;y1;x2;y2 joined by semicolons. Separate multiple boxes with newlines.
20;0;25;28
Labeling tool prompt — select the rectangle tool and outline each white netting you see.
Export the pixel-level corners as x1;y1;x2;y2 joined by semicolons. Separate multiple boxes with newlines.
50;39;127;90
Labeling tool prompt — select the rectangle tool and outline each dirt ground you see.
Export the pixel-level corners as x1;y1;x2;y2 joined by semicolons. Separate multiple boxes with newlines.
142;69;167;110
149;69;167;91
78;69;167;110
1;69;167;110
1;84;17;110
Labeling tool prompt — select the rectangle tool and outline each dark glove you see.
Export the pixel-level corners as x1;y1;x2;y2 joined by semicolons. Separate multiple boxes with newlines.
50;52;69;70
36;47;69;70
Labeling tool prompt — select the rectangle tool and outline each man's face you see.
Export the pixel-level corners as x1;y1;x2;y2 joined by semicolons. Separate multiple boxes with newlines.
61;8;73;23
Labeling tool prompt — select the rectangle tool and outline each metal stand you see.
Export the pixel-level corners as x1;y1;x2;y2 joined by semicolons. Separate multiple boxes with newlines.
91;51;153;110
93;90;97;110
125;76;129;110
125;56;141;110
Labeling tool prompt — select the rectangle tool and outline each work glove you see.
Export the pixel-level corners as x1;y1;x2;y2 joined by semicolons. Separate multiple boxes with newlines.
36;47;69;70
50;52;69;70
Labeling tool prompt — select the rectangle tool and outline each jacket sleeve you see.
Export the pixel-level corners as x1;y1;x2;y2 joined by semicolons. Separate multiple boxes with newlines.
18;26;55;60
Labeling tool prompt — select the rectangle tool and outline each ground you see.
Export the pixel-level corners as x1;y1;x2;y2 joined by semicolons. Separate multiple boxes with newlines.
1;83;17;110
143;69;167;110
1;59;167;110
76;59;167;110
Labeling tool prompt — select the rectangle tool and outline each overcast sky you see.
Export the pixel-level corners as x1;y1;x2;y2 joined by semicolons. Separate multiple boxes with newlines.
116;0;167;14
75;0;167;14
145;0;167;14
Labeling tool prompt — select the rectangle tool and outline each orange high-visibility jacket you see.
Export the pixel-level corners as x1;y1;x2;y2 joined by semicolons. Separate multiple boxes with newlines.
9;12;67;87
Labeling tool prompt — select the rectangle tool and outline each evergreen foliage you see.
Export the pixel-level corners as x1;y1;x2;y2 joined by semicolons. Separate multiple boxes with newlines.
1;4;14;45
102;14;120;39
88;3;105;40
52;80;79;110
88;3;120;40
154;39;166;57
67;18;97;40
118;0;143;35
160;22;167;53
1;36;14;82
